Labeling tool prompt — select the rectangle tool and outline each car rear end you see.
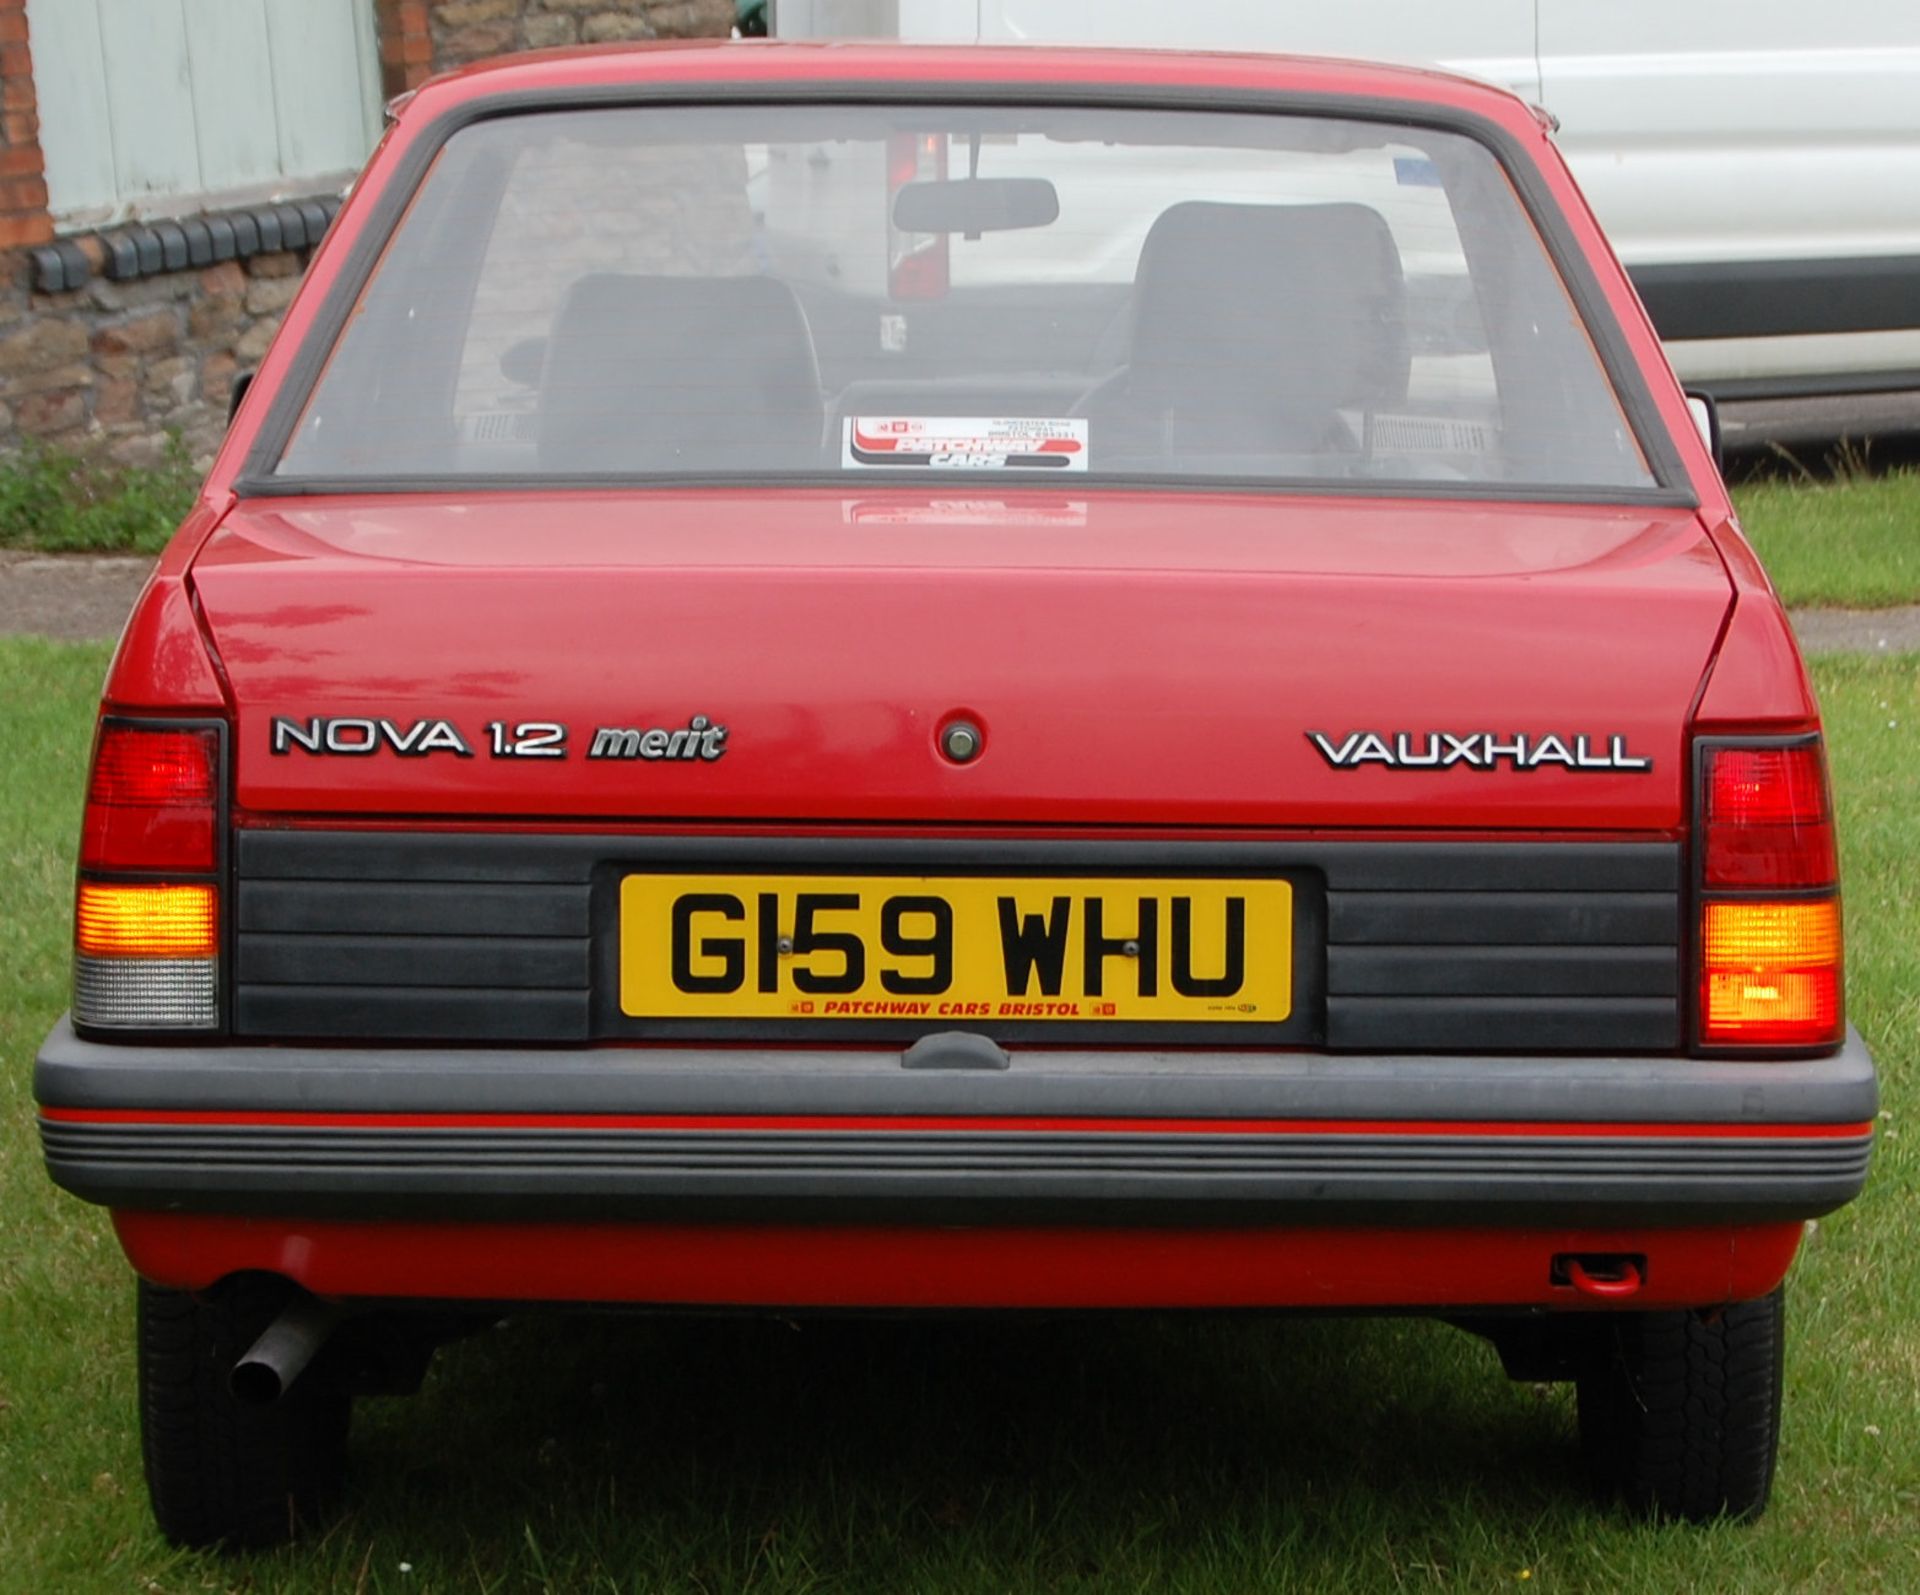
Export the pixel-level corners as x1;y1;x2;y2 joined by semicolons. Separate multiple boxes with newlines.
34;42;1874;1544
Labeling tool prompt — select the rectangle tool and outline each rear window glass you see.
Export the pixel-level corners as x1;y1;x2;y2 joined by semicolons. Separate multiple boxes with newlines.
277;103;1656;493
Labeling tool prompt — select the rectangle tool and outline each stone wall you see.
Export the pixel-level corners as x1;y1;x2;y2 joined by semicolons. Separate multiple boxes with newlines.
1;0;733;471
432;0;733;66
379;0;734;98
0;246;317;469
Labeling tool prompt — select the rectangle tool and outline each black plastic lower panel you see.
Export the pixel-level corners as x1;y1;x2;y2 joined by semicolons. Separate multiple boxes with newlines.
228;832;1682;1052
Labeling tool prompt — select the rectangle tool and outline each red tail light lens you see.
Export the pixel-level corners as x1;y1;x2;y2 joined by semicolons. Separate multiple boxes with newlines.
1696;736;1843;1050
1703;743;1835;888
73;718;223;1033
887;131;950;301
81;723;219;871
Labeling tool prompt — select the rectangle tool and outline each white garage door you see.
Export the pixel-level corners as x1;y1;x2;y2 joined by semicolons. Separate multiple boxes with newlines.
28;0;383;231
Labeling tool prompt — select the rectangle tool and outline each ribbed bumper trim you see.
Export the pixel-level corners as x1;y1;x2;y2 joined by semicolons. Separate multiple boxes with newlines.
39;1113;1872;1224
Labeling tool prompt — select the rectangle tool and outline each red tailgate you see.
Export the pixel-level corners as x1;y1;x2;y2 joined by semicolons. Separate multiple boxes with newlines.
191;487;1730;831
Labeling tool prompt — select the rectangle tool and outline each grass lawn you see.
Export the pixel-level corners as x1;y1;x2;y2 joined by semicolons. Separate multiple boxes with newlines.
0;443;196;556
0;439;1914;613
1;639;1914;1593
1732;468;1920;610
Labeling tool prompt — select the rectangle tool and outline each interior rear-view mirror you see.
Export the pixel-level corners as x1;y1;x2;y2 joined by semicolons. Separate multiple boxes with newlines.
892;177;1060;236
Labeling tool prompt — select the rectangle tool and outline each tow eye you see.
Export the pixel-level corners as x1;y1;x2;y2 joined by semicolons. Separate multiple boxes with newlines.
1552;1253;1646;1299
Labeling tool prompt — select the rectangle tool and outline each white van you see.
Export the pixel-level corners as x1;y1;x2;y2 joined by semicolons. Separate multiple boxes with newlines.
773;0;1920;399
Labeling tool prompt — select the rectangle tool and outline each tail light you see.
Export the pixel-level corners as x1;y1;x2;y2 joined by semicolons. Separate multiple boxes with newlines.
72;719;225;1032
887;131;949;301
1695;735;1842;1049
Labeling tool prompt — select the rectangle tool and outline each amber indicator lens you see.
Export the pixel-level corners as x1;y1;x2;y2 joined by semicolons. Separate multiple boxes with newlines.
1700;898;1842;1045
1702;741;1836;888
81;724;219;871
76;882;218;959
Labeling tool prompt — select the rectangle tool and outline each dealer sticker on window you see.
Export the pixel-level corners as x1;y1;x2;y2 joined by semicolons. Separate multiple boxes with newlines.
843;417;1088;471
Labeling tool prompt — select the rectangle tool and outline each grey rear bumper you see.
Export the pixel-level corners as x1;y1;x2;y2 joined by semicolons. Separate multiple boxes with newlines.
36;1018;1877;1224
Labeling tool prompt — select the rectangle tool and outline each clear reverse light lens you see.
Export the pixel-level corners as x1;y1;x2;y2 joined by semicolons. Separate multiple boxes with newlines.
73;955;217;1029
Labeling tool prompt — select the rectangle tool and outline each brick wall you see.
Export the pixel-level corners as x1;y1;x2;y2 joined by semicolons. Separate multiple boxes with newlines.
377;0;434;98
1;0;733;471
0;0;50;255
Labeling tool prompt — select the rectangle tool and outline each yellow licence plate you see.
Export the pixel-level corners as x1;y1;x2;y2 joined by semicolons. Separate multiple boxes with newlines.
619;875;1292;1024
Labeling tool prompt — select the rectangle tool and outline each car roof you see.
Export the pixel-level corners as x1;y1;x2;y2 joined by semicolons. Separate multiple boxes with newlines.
402;38;1537;128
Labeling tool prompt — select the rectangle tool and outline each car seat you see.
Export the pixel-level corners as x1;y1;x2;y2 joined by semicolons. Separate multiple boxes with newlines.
1091;201;1411;465
538;274;825;473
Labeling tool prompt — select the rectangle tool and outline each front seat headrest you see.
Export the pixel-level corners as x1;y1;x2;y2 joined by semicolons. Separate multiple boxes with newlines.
539;274;823;473
1127;201;1410;437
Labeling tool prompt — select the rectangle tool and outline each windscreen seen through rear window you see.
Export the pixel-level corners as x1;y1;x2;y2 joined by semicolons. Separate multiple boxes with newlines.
278;104;1656;492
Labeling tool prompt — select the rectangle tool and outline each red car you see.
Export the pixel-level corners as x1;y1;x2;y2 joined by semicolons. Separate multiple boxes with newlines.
37;40;1875;1546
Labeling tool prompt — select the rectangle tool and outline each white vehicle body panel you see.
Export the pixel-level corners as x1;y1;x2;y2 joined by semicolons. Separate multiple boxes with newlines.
774;0;1920;394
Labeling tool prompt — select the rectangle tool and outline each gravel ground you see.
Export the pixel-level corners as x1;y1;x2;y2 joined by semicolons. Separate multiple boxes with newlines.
0;551;155;645
3;548;1918;654
1788;605;1920;655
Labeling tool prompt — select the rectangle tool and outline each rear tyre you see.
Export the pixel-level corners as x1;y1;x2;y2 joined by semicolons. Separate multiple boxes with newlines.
138;1275;351;1548
1575;1287;1785;1523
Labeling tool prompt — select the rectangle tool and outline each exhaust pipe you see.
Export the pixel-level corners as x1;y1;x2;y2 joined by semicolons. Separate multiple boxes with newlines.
229;1294;345;1406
